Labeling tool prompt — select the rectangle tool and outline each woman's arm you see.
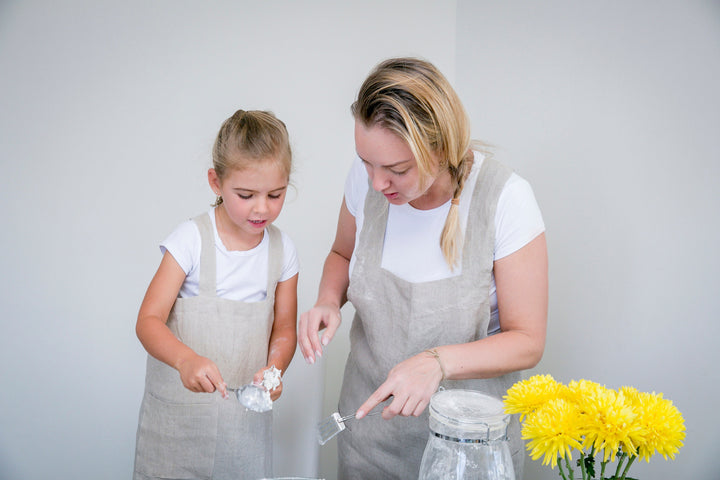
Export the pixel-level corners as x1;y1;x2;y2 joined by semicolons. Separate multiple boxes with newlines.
136;251;228;397
297;198;356;364
357;233;548;419
440;232;548;378
259;273;298;401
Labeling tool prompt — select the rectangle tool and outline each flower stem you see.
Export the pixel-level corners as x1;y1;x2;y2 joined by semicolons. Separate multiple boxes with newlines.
619;455;637;480
564;455;575;480
613;452;626;479
557;457;570;480
579;455;587;480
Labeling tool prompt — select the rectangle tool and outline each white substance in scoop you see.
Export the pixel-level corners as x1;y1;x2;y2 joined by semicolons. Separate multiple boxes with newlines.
261;365;282;391
237;384;273;412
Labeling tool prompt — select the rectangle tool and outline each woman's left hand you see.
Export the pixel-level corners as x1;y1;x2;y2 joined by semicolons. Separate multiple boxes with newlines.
355;350;443;420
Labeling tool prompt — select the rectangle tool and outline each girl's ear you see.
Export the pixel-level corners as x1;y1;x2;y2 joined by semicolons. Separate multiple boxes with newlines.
208;168;221;195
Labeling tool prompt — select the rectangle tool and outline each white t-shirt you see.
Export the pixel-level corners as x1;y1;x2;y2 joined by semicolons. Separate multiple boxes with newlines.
161;209;299;302
344;151;544;334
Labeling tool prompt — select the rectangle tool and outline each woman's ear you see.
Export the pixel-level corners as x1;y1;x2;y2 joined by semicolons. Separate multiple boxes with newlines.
208;168;221;195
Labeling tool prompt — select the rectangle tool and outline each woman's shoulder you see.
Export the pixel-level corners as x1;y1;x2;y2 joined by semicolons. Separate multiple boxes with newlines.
470;151;535;199
494;172;545;260
344;156;369;217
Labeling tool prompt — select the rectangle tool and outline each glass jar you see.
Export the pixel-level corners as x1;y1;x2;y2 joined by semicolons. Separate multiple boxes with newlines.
418;389;515;480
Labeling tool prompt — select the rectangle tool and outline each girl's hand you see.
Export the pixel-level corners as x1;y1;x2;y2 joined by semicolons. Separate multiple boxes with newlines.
356;351;443;420
297;304;342;364
176;354;228;398
252;366;284;402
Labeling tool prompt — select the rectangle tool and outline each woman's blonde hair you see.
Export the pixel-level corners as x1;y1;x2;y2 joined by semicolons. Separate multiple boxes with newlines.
212;109;292;206
352;57;479;269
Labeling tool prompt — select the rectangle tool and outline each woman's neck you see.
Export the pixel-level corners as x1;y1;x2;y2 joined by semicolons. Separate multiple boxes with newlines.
408;169;454;210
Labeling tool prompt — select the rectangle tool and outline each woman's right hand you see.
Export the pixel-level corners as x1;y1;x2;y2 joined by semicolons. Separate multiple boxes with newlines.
298;303;342;364
176;353;228;398
298;198;356;365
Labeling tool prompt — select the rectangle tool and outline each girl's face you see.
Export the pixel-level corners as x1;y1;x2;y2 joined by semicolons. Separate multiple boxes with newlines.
354;121;448;208
208;159;288;248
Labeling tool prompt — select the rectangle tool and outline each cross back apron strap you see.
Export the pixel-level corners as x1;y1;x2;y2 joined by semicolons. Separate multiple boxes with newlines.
190;213;284;388
194;213;284;300
195;212;217;297
338;157;524;480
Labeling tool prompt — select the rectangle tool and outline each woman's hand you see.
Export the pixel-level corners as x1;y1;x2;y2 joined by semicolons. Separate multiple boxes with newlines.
297;304;342;364
298;198;356;365
176;353;228;398
356;350;443;420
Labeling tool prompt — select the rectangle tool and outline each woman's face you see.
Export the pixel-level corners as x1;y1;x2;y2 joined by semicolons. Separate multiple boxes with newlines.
354;121;444;207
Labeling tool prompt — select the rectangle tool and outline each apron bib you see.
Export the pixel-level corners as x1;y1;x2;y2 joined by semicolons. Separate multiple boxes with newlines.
338;157;525;479
134;213;282;480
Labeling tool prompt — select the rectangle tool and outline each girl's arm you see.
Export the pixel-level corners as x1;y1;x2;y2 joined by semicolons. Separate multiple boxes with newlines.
357;233;548;419
257;273;299;401
297;198;356;364
136;251;228;397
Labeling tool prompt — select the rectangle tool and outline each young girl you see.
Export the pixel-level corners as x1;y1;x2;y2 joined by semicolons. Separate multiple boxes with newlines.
133;109;299;480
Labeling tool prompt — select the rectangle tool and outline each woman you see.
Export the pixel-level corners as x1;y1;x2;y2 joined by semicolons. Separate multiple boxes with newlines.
298;57;547;479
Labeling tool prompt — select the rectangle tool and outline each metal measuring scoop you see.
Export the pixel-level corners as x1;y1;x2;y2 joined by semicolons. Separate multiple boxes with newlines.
231;366;281;413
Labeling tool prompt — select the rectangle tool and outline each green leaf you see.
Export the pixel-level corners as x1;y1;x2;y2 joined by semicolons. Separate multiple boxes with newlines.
576;455;596;478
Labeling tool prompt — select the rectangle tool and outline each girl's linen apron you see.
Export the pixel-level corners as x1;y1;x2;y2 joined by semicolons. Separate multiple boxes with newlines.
338;157;524;480
134;213;282;480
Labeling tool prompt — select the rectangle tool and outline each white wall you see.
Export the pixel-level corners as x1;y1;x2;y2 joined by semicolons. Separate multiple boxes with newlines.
0;1;455;479
456;2;720;479
0;1;717;479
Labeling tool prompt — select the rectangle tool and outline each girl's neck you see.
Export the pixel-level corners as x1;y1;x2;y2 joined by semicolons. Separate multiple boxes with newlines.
214;207;264;251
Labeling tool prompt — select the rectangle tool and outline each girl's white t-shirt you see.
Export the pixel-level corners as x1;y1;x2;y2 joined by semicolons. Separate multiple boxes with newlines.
344;151;545;334
161;209;299;302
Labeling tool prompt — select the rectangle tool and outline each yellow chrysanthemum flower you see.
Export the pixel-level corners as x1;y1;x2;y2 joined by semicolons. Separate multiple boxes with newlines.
619;385;641;402
504;374;563;420
522;398;584;469
629;391;686;462
564;378;608;406
579;387;644;462
507;375;685;478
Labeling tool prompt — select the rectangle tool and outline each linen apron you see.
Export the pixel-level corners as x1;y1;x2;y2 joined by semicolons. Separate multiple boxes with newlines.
338;157;525;480
134;213;282;480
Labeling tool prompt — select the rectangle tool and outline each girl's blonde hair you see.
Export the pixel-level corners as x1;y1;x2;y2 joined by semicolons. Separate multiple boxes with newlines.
352;57;481;269
212;109;292;206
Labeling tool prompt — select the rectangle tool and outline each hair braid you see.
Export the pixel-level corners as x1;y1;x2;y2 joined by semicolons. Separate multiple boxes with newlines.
440;150;474;269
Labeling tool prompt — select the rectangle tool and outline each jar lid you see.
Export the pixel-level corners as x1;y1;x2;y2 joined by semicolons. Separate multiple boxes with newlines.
428;389;509;441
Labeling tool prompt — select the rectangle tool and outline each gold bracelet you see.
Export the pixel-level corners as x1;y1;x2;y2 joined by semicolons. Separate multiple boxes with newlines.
425;348;446;380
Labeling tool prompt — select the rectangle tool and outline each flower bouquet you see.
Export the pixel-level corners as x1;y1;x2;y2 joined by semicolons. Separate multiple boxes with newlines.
503;375;685;480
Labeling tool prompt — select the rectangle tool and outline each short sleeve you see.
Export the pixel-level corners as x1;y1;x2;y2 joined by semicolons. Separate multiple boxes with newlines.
160;219;201;276
279;230;299;282
494;174;546;260
344;156;369;218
